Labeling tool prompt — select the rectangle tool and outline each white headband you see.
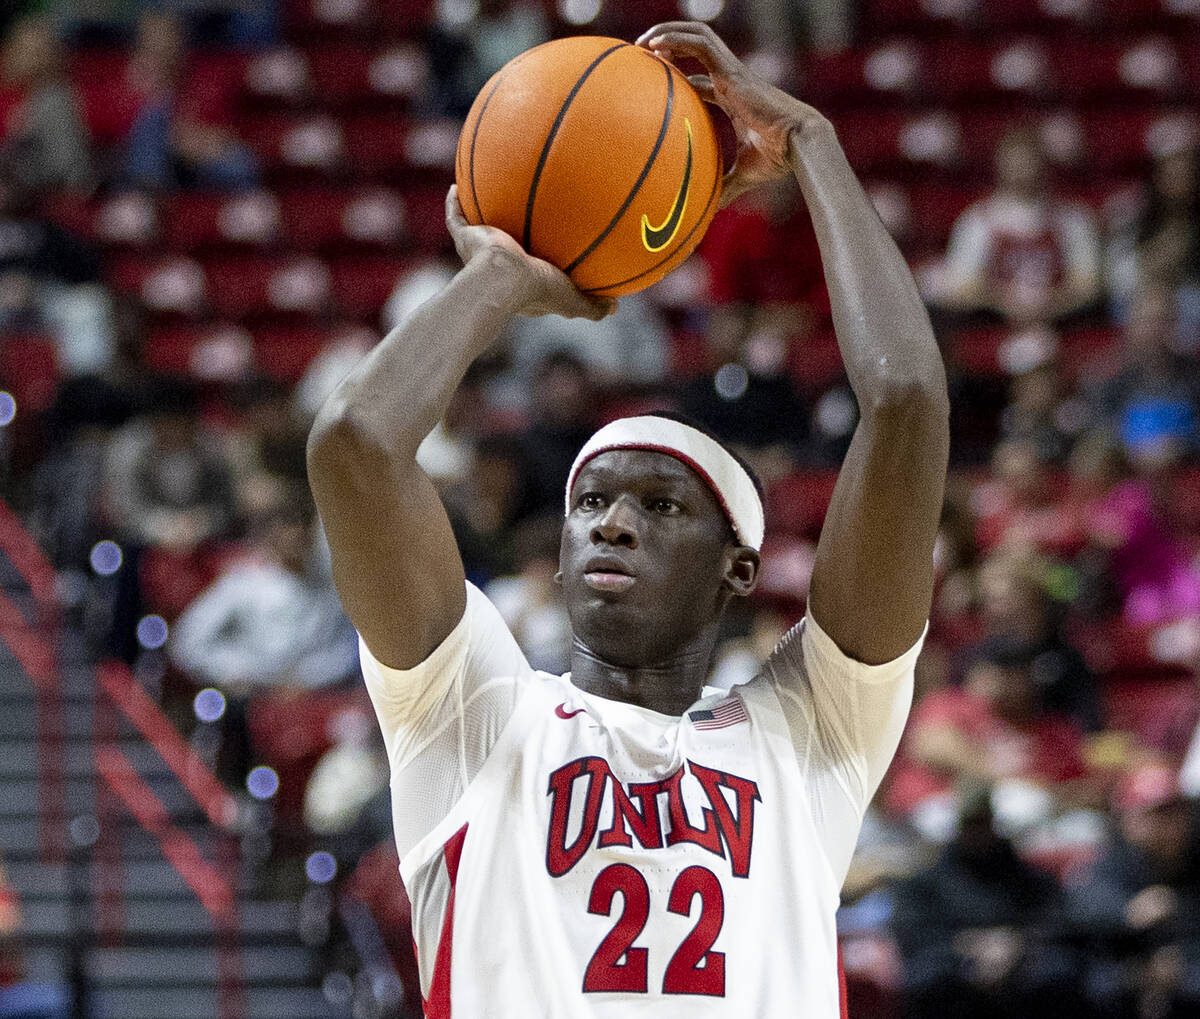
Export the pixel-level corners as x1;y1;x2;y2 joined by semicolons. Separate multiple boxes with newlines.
564;416;765;550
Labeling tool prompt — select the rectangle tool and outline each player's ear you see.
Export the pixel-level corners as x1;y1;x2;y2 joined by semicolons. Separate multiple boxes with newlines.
723;546;760;598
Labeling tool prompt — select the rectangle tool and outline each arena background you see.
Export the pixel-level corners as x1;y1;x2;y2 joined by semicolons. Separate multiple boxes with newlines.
0;0;1198;1016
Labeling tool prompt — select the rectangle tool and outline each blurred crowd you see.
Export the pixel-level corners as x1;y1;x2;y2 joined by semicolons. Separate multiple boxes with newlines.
0;1;1198;1017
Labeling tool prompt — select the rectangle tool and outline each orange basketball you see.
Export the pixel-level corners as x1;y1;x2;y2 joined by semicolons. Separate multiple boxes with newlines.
455;36;723;298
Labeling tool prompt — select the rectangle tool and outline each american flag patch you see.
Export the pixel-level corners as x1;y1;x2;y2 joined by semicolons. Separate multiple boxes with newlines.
689;697;748;731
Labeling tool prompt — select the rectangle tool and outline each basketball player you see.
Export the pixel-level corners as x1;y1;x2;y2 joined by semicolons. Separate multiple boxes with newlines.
308;21;949;1017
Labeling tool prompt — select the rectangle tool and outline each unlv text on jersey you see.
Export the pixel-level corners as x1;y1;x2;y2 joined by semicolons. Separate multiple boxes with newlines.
545;757;762;879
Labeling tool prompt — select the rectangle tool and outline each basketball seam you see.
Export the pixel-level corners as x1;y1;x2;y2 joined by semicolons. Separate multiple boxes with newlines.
467;56;528;225
562;58;674;277
582;132;723;295
522;42;628;254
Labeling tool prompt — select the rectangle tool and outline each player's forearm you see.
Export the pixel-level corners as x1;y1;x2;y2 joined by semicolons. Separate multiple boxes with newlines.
307;250;529;471
787;117;948;415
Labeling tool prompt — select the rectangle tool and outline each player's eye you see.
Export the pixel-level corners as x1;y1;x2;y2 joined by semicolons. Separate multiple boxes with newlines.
649;497;680;515
578;492;605;511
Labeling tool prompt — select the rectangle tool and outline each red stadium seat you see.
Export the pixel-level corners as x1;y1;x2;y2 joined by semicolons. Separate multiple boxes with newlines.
279;187;407;251
162;192;281;250
1103;0;1198;30
789;330;847;393
906;182;986;247
71;48;139;146
801;42;925;109
307;44;373;107
107;255;208;317
928;39;1053;105
253;325;331;381
958;109;1087;178
92;192;160;249
833;111;963;176
374;0;438;37
1083;108;1196;172
403;186;454;253
862;0;974;37
329;256;409;319
767;470;840;539
982;0;1095;34
0;334;59;414
205;255;331;320
243;46;312;107
343;115;411;175
1053;38;1183;101
948;326;1011;378
241;114;346;180
283;0;373;38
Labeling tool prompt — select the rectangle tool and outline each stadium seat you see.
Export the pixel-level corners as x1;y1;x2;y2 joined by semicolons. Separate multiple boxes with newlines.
279;187;407;251
241;114;346;180
282;0;374;39
329;256;409;319
253;326;332;381
800;42;925;109
833;110;964;177
71;48;139;146
162;193;281;251
307;44;374;107
205;255;332;320
1103;0;1199;30
93;193;160;249
343;115;411;176
906;182;985;248
0;334;59;414
766;470;840;539
928;39;1052;105
1052;38;1183;101
373;0;439;37
144;324;255;379
243;47;312;108
1083;108;1196;172
402;186;455;253
861;0;975;37
982;0;1096;34
106;255;208;317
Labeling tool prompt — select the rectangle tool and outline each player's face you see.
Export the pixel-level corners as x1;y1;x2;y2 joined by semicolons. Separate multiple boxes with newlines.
559;449;740;667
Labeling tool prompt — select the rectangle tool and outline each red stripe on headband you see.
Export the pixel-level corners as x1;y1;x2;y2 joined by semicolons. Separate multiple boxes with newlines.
568;442;748;546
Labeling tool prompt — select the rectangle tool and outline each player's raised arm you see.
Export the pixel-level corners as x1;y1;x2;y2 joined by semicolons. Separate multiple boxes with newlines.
641;23;950;665
307;188;612;669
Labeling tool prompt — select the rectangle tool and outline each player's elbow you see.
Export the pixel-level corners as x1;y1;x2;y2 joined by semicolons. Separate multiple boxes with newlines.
307;398;393;481
862;369;950;425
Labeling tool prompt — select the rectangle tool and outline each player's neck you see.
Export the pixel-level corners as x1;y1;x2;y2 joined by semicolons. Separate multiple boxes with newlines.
568;632;715;716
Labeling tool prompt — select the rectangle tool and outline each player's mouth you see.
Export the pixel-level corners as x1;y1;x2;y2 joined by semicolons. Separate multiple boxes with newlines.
583;556;637;593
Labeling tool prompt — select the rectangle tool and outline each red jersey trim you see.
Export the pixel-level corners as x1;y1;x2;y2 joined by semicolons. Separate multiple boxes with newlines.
423;822;469;1019
838;943;848;1019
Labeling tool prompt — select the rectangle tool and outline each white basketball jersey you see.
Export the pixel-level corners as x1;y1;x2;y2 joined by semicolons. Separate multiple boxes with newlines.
360;583;923;1018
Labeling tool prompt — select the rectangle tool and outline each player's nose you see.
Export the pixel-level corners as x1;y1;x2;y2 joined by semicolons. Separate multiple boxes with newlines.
590;495;639;549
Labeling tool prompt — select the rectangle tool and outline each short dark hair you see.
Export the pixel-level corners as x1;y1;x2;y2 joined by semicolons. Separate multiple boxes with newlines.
642;409;766;504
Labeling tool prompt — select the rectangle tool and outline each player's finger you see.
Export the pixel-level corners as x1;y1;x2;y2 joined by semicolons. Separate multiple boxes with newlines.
688;74;718;104
635;21;720;47
644;30;738;77
445;185;467;231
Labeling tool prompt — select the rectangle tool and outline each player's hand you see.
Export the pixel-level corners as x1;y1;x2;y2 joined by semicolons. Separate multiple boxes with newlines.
637;21;821;208
445;186;615;321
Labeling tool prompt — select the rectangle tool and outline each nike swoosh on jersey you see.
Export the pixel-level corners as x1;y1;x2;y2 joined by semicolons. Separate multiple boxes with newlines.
640;117;693;253
554;702;585;720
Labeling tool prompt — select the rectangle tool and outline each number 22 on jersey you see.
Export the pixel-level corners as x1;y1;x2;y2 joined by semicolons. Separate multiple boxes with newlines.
583;864;725;996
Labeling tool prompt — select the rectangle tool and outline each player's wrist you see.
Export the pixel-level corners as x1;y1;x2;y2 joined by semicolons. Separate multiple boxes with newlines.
465;245;540;312
784;110;836;162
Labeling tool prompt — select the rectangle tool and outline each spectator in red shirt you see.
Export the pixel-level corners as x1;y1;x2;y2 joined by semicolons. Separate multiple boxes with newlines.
887;634;1090;838
121;10;258;191
934;127;1101;327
